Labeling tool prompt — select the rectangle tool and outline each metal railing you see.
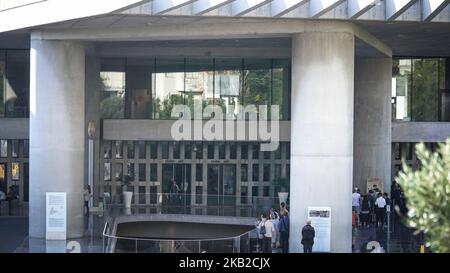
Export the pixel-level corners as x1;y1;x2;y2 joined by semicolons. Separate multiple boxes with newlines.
102;221;262;253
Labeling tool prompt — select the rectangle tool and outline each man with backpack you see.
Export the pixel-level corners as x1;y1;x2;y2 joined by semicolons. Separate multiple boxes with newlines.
278;211;290;253
301;220;315;253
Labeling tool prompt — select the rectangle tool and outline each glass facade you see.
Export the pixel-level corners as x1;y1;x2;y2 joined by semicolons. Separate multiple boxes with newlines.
0;50;30;118
100;57;290;120
101;141;290;206
392;58;447;121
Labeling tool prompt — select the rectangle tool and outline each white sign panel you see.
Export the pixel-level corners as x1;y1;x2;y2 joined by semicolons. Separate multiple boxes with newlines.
307;206;332;252
46;192;67;240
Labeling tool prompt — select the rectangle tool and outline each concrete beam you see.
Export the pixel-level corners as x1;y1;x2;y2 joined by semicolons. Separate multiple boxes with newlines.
231;0;273;16
271;0;309;16
347;0;379;19
310;0;346;18
385;0;418;20
193;0;234;15
152;0;196;14
422;0;449;22
392;122;450;142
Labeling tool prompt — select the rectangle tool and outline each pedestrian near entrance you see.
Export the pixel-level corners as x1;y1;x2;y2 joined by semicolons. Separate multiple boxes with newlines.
301;220;315;253
84;185;92;217
278;211;290;253
375;192;387;228
352;188;361;225
262;213;276;253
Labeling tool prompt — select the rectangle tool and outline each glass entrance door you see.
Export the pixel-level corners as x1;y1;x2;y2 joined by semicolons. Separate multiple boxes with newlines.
0;163;6;194
207;164;236;206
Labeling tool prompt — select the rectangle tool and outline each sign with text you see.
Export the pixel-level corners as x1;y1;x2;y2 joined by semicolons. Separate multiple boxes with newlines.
307;206;331;252
46;192;67;240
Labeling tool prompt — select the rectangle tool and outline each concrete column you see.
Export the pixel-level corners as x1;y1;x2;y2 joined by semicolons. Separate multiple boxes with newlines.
29;36;85;238
354;58;392;193
290;32;354;253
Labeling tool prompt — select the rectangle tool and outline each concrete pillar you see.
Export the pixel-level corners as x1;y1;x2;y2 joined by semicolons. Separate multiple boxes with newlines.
354;58;392;193
29;36;85;238
290;32;354;253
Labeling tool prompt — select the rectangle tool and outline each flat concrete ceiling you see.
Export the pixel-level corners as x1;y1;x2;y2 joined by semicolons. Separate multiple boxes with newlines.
356;21;450;57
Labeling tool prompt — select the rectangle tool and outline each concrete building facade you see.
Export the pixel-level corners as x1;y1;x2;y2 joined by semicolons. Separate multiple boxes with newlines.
1;0;450;253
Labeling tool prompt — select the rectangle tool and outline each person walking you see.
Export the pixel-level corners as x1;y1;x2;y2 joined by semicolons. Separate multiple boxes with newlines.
261;213;276;253
375;192;387;228
360;195;371;227
169;180;180;205
83;185;92;217
301;220;315;253
352;188;361;226
255;216;265;253
278;211;290;253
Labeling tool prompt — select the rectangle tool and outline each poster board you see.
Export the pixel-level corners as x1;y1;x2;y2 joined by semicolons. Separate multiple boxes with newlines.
46;192;67;240
307;206;332;253
366;178;383;193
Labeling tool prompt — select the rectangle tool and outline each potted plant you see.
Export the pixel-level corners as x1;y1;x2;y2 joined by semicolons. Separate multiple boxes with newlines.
122;174;134;209
273;177;290;205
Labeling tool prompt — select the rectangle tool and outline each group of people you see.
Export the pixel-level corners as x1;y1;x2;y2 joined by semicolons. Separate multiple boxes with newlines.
0;185;19;216
352;185;392;229
255;202;290;253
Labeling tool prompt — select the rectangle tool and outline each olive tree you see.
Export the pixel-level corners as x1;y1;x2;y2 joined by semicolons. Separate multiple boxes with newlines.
396;139;450;253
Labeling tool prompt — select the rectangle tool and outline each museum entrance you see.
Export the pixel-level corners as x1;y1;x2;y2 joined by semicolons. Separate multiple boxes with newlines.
207;165;236;206
162;163;191;207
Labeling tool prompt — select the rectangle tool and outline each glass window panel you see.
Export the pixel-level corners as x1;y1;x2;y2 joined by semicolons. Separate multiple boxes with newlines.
275;144;282;159
150;186;158;204
241;186;248;204
196;186;203;204
252;186;258;197
103;142;111;159
11;140;19;157
207;143;214;159
12;162;19;180
264;150;270;160
100;69;125;119
218;142;225;159
139;163;146;181
150;163;157;181
127;141;135;159
23;139;29;158
285;143;290;159
275;164;281;180
230;143;237;159
184;142;192;159
153;58;185;119
162;142;169;159
252;164;259;182
139;186;146;204
150;142;158;159
241;164;248;182
243;59;271;116
272;59;290;120
115;163;123;181
4;51;30;118
104;163;111;181
185;58;214;119
115;141;123;159
215;58;242;119
392;59;412;121
195;142;203;159
138;141;146;159
173;142;180;159
252;143;259;159
263;164;270;181
127;163;135;179
411;59;440;121
241;143;248;159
